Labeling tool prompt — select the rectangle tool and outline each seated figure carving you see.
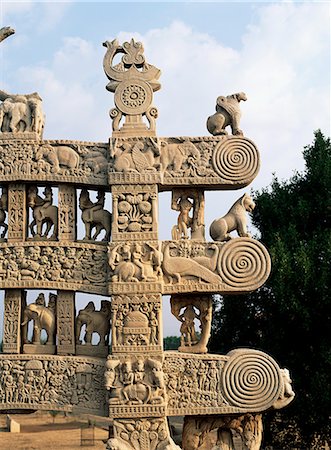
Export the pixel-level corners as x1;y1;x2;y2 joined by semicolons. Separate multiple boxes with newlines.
210;193;255;242
207;92;247;136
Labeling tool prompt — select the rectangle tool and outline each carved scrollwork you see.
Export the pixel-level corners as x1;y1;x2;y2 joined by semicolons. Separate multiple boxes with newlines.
222;349;282;411
211;136;260;184
218;238;271;292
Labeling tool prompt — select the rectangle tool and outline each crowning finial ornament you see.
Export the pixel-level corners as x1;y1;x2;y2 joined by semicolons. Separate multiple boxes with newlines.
103;38;161;136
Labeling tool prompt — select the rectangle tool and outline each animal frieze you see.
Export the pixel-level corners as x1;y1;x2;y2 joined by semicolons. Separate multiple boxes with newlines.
0;140;109;186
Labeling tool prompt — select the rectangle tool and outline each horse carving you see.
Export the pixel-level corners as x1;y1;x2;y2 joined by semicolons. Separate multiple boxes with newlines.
79;189;111;241
27;186;58;239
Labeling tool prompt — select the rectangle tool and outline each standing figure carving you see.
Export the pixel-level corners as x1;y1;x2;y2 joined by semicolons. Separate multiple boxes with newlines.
21;293;57;345
28;186;58;240
0;187;8;238
79;189;112;241
207;92;247;136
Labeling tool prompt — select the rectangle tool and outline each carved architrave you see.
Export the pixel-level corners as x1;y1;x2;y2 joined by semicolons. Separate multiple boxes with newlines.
58;185;76;241
162;238;271;295
0;354;107;415
0;241;108;295
111;294;162;354
109;137;161;184
164;349;293;417
3;289;23;354
57;290;75;355
0;137;261;190
107;417;179;450
105;355;166;418
112;184;158;241
7;183;26;242
0;140;109;186
160;135;260;188
108;241;163;295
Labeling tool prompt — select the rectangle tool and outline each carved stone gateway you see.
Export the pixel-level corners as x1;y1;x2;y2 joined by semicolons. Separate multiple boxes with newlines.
0;28;294;450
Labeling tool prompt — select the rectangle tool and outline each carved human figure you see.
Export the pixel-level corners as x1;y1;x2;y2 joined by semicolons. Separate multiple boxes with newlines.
21;293;57;345
207;92;247;136
0;187;8;238
79;189;111;241
172;196;193;240
76;300;111;346
179;305;199;347
27;186;58;239
210;193;255;242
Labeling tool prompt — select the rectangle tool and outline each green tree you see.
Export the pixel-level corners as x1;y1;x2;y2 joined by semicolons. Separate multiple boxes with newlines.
163;335;181;350
210;131;331;448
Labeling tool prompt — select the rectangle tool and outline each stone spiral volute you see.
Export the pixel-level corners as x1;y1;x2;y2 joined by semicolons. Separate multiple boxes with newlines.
212;137;260;185
222;349;283;411
218;238;271;292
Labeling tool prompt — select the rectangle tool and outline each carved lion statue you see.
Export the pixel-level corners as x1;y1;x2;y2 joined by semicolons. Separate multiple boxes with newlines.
207;92;247;136
209;193;255;242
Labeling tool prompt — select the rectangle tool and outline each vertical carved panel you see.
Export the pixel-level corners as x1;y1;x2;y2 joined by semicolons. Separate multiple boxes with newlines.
7;183;26;242
111;294;162;354
57;290;75;355
58;185;76;241
3;289;22;353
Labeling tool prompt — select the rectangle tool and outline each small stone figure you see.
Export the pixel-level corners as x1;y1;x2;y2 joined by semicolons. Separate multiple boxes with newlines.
0;89;44;135
76;300;111;346
172;196;193;240
210;193;255;242
79;189;112;241
27;186;58;240
21;293;56;346
179;305;199;347
207;92;247;136
0;187;8;238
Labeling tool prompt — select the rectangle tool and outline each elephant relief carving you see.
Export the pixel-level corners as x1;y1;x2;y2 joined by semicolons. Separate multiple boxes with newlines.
207;92;247;136
35;144;80;173
76;300;112;346
210;193;255;242
21;293;57;345
160;140;200;175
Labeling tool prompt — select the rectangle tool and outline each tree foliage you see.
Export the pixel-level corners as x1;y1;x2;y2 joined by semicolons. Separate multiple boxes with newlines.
210;131;331;448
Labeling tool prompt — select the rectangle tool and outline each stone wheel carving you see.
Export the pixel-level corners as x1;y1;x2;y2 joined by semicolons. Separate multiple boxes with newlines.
212;137;259;182
114;79;153;115
218;238;271;291
222;349;282;411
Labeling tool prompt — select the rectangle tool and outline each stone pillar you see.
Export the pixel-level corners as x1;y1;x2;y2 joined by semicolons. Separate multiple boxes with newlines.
56;290;76;355
7;183;26;242
58;184;76;241
2;289;23;353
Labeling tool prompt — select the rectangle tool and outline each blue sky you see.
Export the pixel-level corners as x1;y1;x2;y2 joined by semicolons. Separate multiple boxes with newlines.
0;1;330;337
